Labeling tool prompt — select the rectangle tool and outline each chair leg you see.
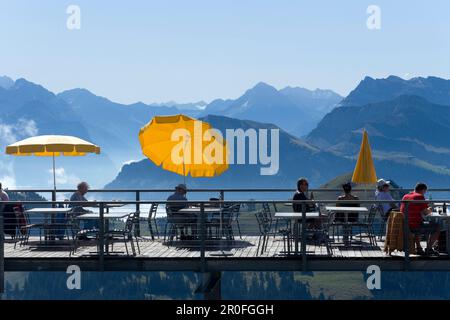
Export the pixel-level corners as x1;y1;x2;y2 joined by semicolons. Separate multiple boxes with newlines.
236;220;242;239
135;236;141;255
148;221;155;241
129;236;136;256
256;235;262;256
154;219;160;239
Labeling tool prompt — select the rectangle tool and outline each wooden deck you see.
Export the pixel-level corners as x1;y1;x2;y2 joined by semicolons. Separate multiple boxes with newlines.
2;235;412;259
5;235;450;273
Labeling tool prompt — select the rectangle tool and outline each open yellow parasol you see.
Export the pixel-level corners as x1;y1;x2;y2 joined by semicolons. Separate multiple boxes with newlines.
6;135;100;190
139;114;228;181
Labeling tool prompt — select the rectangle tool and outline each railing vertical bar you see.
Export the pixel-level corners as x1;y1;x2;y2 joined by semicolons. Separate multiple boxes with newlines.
301;203;307;271
220;190;224;201
0;213;4;295
200;202;206;273
135;191;141;237
99;202;105;271
404;202;410;271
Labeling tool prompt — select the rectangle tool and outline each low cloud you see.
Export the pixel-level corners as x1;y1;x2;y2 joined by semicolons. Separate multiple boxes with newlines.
123;159;137;166
48;167;80;186
0;118;38;188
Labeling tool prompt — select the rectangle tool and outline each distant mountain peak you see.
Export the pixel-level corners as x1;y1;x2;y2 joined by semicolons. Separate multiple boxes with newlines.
0;75;14;89
341;75;450;107
246;82;278;95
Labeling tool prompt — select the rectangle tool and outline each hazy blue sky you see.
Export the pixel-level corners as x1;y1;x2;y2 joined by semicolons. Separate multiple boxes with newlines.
1;0;449;103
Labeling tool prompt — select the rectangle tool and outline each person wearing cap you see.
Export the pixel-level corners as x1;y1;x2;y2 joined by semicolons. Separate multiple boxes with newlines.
166;184;197;239
375;179;398;218
167;184;188;212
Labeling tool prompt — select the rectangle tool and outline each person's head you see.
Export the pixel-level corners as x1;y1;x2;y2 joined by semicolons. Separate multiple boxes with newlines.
342;182;352;194
77;182;89;195
175;183;187;195
414;182;428;195
377;179;391;192
297;178;309;193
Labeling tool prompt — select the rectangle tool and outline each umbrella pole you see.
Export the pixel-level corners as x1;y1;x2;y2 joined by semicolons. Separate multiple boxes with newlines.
52;152;56;193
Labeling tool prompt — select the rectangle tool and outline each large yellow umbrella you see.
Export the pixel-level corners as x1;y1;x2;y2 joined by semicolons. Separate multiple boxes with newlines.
352;130;377;184
139;114;228;181
6;135;100;190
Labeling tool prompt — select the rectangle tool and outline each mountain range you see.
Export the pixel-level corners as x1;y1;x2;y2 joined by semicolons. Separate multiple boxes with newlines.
3;74;450;191
202;82;342;136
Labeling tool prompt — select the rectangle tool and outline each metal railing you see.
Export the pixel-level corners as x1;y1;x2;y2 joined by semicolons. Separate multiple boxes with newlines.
1;189;450;294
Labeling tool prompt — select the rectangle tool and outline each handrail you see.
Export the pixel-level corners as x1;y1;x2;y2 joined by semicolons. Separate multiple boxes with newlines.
0;199;445;205
6;187;450;193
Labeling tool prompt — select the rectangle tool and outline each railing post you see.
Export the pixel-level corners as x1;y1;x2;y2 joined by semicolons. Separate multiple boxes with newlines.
200;202;206;273
135;191;140;237
301;203;307;272
0;213;4;296
99;202;105;271
403;202;410;271
51;190;56;208
220;190;224;201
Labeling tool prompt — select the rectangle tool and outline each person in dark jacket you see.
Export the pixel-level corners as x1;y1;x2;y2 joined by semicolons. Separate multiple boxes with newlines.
292;178;316;213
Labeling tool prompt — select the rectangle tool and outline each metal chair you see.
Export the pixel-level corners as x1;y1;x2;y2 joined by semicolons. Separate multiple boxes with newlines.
208;204;240;240
147;203;159;240
352;205;379;247
105;212;141;256
67;211;99;256
15;205;45;248
164;207;192;244
255;211;271;256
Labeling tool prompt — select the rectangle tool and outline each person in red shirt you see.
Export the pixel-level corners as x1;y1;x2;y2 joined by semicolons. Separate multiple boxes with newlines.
400;183;440;256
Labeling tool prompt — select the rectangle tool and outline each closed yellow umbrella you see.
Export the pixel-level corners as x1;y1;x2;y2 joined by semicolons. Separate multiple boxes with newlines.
351;130;377;184
6;135;100;190
139;114;228;180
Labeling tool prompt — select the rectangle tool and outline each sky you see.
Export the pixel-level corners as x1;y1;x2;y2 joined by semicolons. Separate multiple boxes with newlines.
0;0;449;104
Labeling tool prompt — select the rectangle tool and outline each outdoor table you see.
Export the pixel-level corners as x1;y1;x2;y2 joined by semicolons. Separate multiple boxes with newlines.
77;211;130;254
325;206;368;223
24;207;73;242
274;212;321;254
104;202;125;213
178;207;222;239
325;206;368;246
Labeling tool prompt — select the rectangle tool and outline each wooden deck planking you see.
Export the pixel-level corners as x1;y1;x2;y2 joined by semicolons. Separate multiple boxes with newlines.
1;236;424;260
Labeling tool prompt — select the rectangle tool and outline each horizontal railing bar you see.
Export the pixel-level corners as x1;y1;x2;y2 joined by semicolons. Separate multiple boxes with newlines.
7;188;450;193
1;199;447;205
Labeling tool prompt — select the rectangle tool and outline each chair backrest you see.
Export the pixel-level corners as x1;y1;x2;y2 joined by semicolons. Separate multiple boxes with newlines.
148;203;158;220
255;211;270;234
261;202;272;221
125;212;138;233
368;205;380;224
221;204;239;225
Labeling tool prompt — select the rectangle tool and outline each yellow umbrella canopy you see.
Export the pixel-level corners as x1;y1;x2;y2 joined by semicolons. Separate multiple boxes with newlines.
139;114;229;178
6;135;100;156
351;130;377;184
6;135;100;189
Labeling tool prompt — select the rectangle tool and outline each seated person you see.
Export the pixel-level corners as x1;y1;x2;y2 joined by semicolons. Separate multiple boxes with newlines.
166;184;197;238
336;182;360;222
166;184;188;212
292;178;318;228
336;182;360;244
400;182;440;256
375;179;398;219
69;182;97;231
292;178;316;213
